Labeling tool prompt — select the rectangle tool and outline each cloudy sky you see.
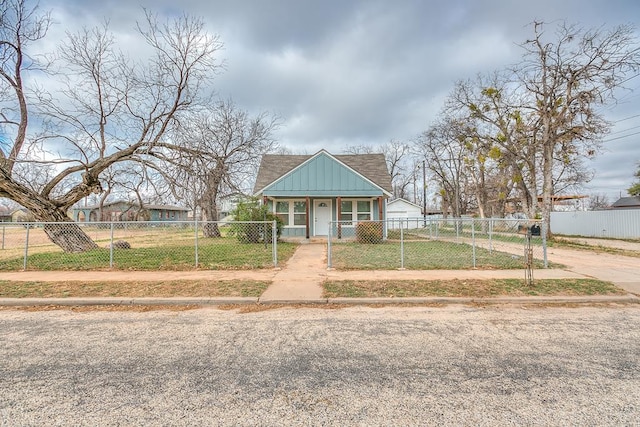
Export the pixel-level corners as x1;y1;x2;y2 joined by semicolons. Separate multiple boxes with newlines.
38;0;640;201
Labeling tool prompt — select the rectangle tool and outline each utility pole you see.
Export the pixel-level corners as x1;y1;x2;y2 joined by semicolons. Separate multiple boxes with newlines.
422;160;427;226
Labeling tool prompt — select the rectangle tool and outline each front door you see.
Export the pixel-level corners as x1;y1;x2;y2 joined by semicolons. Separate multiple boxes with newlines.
314;199;331;236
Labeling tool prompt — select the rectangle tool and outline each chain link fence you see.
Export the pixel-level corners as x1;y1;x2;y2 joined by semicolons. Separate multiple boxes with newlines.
0;220;284;271
328;218;547;270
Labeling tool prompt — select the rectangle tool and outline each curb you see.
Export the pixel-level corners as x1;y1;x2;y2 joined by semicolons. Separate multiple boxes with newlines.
0;295;637;307
0;297;259;307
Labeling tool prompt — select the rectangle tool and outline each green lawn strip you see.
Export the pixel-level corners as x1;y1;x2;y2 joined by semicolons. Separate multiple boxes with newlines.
0;241;297;271
331;241;560;270
323;278;624;298
0;280;270;298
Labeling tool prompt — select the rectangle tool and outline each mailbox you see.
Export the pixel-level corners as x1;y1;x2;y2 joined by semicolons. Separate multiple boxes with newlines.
518;224;541;236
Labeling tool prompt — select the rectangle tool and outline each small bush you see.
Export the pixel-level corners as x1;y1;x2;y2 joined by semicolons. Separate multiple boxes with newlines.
111;240;131;249
229;197;283;243
356;221;383;244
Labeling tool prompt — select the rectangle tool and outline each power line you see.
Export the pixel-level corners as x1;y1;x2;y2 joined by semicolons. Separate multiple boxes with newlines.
601;129;640;143
613;113;640;123
608;124;640;135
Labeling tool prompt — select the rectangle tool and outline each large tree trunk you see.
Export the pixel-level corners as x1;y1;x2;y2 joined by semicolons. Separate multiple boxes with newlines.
202;203;221;238
1;175;99;252
39;209;99;253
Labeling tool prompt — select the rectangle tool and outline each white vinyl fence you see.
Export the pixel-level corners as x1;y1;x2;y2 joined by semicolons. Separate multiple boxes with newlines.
550;210;640;239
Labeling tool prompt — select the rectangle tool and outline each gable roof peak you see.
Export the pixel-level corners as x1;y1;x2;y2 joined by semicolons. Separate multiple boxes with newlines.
253;150;392;195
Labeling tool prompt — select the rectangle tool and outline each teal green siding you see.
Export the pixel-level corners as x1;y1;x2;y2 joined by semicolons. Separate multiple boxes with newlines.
262;152;384;197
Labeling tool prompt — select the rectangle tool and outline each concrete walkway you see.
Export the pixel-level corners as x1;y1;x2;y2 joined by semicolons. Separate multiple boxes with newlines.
259;243;326;302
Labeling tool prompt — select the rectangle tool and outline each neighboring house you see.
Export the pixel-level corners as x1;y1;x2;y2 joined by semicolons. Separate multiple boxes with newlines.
0;206;11;222
386;198;423;228
253;150;393;238
217;196;240;221
72;201;189;222
611;196;640;210
11;208;32;222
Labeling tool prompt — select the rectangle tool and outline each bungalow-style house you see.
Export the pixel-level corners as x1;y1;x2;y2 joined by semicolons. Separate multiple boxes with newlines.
611;196;640;210
72;200;189;222
253;150;393;238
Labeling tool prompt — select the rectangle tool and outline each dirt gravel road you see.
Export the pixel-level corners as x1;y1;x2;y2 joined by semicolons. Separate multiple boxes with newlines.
1;305;638;425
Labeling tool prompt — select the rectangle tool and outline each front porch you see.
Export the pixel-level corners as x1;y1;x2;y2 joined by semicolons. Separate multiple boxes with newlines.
264;196;386;238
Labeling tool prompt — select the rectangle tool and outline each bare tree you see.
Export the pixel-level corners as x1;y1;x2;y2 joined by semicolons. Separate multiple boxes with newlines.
0;0;223;251
446;75;541;218
415;118;470;218
587;193;610;210
165;99;278;237
517;21;640;235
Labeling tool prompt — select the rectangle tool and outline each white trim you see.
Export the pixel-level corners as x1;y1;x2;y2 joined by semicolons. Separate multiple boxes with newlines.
387;198;422;210
273;199;307;228
339;198;374;227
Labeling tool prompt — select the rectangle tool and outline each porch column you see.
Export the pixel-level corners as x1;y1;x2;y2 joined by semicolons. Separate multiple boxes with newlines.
378;196;383;220
305;196;310;239
337;196;342;239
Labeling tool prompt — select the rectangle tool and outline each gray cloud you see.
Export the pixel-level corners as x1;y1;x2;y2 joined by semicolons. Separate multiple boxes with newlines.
37;0;640;199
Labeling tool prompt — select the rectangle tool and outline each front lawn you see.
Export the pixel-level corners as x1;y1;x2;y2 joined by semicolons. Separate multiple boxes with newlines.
331;240;553;270
0;239;297;271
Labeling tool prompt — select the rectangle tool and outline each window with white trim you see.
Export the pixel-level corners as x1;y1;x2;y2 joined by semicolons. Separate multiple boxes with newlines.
274;200;307;227
340;199;372;225
356;200;372;221
293;201;307;226
276;201;289;225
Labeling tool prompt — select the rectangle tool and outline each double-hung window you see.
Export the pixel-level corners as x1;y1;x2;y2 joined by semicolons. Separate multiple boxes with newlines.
275;200;307;227
340;200;353;224
275;201;290;226
293;201;307;226
340;199;372;225
356;201;371;221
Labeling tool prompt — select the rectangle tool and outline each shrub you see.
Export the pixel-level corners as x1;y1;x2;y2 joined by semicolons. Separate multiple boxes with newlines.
229;197;283;243
356;221;383;244
111;240;131;249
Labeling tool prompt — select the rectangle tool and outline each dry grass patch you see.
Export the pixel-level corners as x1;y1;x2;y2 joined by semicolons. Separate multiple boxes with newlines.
323;278;625;298
0;279;270;298
0;304;203;312
551;238;640;258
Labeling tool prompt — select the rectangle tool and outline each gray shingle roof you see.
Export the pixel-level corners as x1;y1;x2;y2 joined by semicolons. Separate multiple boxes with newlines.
612;196;640;208
253;151;393;194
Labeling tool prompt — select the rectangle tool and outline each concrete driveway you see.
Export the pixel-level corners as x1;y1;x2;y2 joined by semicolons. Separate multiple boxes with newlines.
1;305;638;425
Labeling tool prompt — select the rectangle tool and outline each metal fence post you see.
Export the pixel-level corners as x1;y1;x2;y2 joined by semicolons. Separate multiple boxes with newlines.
471;218;476;268
23;224;30;270
194;217;199;268
272;220;277;267
488;218;493;253
400;219;404;269
542;219;548;268
327;221;332;269
109;221;114;268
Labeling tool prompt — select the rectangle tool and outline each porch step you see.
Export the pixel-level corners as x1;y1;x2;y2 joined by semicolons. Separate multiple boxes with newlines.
308;237;327;244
